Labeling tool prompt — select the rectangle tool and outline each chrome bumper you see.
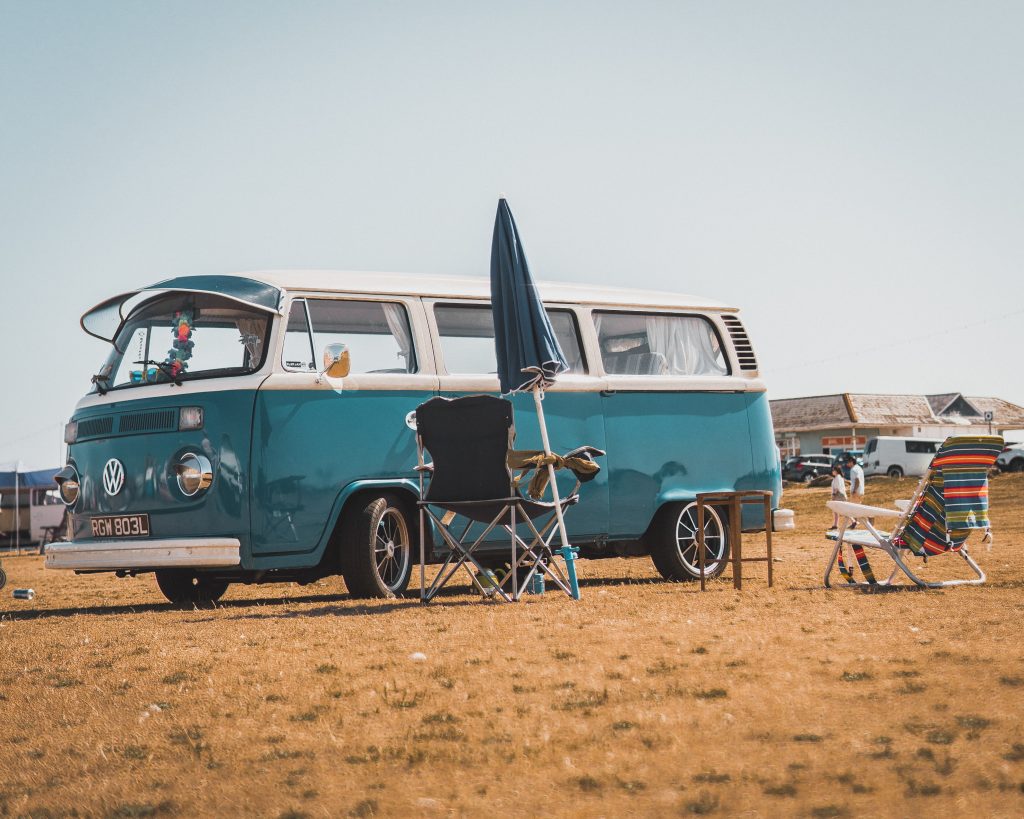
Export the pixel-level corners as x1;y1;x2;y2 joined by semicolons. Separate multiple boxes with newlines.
45;538;241;570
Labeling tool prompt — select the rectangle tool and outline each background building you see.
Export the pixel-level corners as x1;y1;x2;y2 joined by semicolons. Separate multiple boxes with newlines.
770;393;1024;457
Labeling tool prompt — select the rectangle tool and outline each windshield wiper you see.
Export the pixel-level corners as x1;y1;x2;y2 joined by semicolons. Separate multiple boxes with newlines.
133;359;184;387
91;372;111;395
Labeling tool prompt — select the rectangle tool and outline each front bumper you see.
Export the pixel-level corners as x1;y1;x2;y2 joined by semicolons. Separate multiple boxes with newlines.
45;538;241;571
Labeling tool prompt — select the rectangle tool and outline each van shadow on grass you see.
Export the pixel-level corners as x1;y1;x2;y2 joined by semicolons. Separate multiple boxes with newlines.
0;592;377;622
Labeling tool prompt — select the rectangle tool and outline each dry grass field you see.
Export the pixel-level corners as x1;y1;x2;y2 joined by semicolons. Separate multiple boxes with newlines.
2;475;1023;818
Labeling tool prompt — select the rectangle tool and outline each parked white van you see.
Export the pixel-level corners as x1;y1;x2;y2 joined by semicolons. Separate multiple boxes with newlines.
862;436;944;478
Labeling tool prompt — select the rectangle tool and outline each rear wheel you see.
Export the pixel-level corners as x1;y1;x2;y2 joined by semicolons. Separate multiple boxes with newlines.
155;570;229;605
0;565;6;591
1009;458;1024;473
887;466;904;478
650;501;730;581
802;472;815;484
340;493;413;599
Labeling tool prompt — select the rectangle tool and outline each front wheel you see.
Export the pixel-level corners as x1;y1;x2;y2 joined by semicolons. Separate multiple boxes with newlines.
155;570;229;605
340;493;414;599
887;466;904;478
650;501;730;581
0;565;6;591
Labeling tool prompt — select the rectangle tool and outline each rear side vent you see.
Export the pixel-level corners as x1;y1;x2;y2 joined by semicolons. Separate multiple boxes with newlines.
722;315;758;372
78;416;115;439
118;409;178;435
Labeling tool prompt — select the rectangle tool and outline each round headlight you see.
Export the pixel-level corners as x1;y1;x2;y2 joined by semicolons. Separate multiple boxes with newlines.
55;464;80;507
175;453;213;497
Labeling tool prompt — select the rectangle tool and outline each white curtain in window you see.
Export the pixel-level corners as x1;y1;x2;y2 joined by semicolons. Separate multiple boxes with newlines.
235;319;266;365
381;303;414;372
644;316;726;376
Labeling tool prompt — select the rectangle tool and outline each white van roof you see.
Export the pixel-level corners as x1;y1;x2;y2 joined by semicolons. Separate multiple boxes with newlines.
241;270;735;312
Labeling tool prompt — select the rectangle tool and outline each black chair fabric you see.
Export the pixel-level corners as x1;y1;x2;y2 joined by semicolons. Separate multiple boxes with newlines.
416;395;515;504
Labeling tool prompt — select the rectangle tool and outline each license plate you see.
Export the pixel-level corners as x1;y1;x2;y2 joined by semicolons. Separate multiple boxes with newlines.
90;514;150;538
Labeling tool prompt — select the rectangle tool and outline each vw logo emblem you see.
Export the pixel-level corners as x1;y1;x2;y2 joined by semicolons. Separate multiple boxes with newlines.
102;458;125;496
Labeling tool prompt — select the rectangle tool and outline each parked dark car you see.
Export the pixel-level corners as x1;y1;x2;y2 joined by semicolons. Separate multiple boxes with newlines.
831;449;865;478
783;454;834;484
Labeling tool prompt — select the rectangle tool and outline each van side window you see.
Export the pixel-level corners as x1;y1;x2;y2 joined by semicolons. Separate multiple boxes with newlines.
905;440;938;454
595;312;728;376
865;439;877;455
434;305;584;375
306;300;417;374
282;300;316;371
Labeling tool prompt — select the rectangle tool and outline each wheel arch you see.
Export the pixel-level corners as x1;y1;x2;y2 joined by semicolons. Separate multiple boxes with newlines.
317;479;420;571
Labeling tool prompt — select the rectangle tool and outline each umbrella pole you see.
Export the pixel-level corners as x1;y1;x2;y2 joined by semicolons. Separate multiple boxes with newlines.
532;387;580;600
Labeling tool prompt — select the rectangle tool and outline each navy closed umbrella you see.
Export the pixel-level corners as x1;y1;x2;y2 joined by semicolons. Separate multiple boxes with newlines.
489;198;578;598
491;199;569;394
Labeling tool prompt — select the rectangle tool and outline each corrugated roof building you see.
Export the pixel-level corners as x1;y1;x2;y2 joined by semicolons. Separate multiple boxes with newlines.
770;392;1024;457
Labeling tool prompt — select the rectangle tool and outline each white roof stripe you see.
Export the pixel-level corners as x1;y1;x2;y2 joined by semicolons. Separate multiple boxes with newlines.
225;270;733;312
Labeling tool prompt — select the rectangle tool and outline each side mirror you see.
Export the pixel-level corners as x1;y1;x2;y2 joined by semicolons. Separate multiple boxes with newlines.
322;343;350;379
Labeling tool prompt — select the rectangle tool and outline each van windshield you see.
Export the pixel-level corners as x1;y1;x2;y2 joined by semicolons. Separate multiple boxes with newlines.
95;293;272;391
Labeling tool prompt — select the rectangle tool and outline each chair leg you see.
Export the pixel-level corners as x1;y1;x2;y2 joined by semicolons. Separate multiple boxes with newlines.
824;521;848;588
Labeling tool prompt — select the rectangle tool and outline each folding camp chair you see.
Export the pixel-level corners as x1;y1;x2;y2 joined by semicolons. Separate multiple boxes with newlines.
414;394;603;602
824;435;1003;589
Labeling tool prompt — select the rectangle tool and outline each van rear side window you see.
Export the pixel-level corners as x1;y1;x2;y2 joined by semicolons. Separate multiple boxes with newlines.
284;299;417;374
434;305;584;375
595;312;728;376
905;440;938;454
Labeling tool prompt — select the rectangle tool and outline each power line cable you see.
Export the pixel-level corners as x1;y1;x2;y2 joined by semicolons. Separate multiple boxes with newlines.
764;306;1024;374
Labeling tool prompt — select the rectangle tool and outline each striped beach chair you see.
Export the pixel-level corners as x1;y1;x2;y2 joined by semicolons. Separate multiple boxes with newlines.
824;435;1003;589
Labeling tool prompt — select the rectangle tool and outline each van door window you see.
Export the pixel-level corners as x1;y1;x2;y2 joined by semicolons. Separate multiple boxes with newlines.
282;300;316;371
595;312;728;376
865;439;877;455
306;300;417;374
433;305;584;375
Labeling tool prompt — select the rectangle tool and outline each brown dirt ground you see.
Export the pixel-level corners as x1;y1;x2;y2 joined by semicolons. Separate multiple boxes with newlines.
1;475;1023;818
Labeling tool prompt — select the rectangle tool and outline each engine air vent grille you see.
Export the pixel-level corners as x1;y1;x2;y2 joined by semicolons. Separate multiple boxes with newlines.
118;409;178;435
77;416;115;440
722;315;758;372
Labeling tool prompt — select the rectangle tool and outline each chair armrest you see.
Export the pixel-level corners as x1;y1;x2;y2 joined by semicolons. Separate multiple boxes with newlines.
894;499;911;512
826;500;903;518
414;463;434;473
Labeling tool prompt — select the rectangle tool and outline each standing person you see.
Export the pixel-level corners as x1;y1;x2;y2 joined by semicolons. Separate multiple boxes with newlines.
829;464;847;530
846;454;866;527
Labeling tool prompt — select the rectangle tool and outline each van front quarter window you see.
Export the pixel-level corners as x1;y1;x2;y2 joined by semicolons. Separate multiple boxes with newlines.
302;299;417;374
98;293;272;390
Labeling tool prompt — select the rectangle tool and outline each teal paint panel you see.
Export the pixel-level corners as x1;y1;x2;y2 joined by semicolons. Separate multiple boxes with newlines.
67;392;255;554
741;391;784;531
601;391;758;538
250;388;426;558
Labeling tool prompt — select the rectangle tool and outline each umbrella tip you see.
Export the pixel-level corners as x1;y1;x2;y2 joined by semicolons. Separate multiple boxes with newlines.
498;192;507;201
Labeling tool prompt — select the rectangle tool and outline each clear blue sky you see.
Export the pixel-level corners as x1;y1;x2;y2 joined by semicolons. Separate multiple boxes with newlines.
2;1;1021;467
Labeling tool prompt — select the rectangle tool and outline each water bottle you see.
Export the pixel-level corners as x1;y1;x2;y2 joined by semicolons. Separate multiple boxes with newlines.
528;572;545;595
13;589;35;601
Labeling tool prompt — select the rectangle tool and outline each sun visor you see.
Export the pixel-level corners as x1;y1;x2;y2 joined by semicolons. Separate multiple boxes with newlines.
80;276;284;343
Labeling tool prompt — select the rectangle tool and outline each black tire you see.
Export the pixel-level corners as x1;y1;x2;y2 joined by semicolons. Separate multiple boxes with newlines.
155;570;229;605
802;472;815;484
1010;458;1024;474
0;565;6;591
887;466;904;479
340;493;414;599
650;501;730;582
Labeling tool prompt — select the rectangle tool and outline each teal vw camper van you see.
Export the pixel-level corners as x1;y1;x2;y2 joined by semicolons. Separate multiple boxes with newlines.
47;271;791;603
